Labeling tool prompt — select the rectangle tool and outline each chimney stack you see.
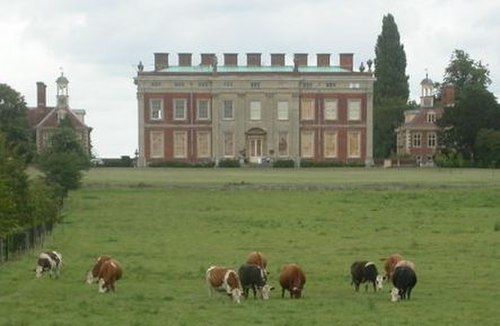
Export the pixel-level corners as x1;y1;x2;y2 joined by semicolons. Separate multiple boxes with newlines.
294;53;308;67
339;53;354;71
178;53;192;66
200;53;215;66
247;53;261;66
154;52;169;71
317;53;331;67
36;82;46;108
224;53;238;66
271;53;285;66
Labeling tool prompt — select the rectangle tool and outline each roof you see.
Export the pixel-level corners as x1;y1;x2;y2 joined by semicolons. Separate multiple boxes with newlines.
400;108;443;131
155;65;351;74
27;106;90;130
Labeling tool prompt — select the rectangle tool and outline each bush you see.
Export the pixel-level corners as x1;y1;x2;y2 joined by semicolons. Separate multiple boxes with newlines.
217;159;240;168
300;160;364;168
149;160;215;168
272;159;295;168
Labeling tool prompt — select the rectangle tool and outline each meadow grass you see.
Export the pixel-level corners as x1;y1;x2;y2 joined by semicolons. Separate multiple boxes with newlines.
0;168;499;325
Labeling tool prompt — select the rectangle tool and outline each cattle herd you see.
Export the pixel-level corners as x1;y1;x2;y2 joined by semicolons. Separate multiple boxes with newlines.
34;250;416;303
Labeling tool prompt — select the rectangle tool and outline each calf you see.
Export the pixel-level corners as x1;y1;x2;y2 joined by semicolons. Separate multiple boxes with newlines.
238;264;274;300
35;251;62;278
380;253;403;281
86;256;123;293
391;266;417;302
246;251;268;275
279;264;306;299
350;261;384;292
206;266;243;303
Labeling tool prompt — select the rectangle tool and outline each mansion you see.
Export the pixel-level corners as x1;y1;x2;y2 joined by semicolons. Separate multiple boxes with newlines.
135;52;375;167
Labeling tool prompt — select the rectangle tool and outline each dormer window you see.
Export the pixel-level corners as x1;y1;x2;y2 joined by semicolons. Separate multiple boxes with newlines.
427;112;436;123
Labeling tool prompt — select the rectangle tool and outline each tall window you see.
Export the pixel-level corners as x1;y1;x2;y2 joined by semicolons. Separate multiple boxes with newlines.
348;99;361;121
427;112;436;123
197;99;210;120
250;101;261;120
412;133;422;148
174;99;187;120
301;99;314;120
197;131;211;158
223;132;234;157
277;101;289;120
427;133;437;148
324;131;337;158
173;131;187;158
278;132;289;157
223;100;234;120
301;130;314;158
348;131;361;158
150;131;164;158
150;99;163;120
324;100;338;120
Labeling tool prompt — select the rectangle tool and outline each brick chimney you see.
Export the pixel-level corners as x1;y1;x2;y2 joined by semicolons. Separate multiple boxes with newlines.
36;82;46;107
317;53;330;67
200;53;215;66
178;53;192;66
339;53;354;71
154;52;169;71
247;53;261;66
271;53;285;66
224;53;238;66
294;53;308;66
441;84;455;107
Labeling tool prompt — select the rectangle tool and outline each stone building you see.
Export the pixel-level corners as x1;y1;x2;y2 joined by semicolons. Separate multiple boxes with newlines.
135;52;375;167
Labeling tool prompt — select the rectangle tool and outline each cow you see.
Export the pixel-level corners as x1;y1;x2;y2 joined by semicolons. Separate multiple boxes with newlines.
380;253;403;281
394;259;416;272
350;261;384;292
206;266;243;303
86;256;123;293
391;266;417;302
279;264;306;299
35;251;63;278
246;251;268;275
238;264;274;300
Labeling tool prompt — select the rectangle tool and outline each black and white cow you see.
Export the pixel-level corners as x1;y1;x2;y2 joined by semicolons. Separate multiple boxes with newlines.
391;265;417;302
35;251;63;278
350;261;384;292
238;264;274;300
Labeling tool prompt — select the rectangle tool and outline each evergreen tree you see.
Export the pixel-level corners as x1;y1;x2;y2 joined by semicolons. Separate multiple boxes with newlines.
373;13;410;158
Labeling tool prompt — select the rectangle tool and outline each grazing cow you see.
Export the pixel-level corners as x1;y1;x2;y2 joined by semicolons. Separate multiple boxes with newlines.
206;266;243;303
380;253;403;281
350;261;384;292
279;264;306;299
35;251;63;278
246;251;268;274
238;264;274;300
86;256;123;293
391;266;417;302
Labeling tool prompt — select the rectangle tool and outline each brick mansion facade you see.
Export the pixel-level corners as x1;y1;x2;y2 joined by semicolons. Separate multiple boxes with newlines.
135;52;375;167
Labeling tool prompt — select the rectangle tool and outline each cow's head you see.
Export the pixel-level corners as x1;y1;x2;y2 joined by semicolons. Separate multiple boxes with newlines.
376;275;384;291
259;284;275;300
230;288;243;304
35;266;44;278
86;270;97;284
390;287;401;302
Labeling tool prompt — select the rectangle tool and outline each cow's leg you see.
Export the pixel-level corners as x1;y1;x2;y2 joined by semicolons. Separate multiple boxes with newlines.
252;285;257;299
281;287;285;298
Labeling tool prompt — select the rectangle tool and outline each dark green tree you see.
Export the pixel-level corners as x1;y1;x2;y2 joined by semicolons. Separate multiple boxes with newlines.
0;84;33;162
37;118;90;199
475;129;500;168
373;13;410;158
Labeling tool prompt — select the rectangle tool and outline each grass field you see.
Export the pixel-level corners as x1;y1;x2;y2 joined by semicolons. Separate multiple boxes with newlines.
1;168;499;325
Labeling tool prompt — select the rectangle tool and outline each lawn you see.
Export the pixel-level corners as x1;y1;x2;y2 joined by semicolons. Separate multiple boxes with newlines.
0;168;499;325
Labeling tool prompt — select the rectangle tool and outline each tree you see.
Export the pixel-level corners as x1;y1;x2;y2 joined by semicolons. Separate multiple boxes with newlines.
373;13;410;158
0;83;33;162
37;118;90;199
475;129;500;168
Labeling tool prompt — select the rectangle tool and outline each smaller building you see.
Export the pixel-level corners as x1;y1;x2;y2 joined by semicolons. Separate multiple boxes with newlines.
27;73;92;154
395;75;455;166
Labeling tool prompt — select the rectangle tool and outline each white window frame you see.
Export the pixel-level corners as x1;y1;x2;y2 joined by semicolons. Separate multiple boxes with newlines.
174;99;187;120
412;133;422;148
250;101;261;121
324;100;338;120
348;99;361;121
197;99;210;120
427;132;437;148
150;99;163;120
277;101;289;120
223;100;234;120
173;131;188;158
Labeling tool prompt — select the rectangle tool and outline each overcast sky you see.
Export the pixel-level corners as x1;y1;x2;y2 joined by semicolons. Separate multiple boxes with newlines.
1;0;499;157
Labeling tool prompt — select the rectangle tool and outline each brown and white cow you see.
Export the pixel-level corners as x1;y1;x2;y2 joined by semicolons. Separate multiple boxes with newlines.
380;253;403;281
246;251;268;275
279;264;306;299
206;266;243;303
35;251;63;278
86;255;123;293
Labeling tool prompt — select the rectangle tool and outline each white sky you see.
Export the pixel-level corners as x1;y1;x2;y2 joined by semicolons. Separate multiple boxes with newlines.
1;0;499;157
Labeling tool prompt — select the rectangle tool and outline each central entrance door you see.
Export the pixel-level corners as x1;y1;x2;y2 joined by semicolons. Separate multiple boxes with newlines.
246;128;267;164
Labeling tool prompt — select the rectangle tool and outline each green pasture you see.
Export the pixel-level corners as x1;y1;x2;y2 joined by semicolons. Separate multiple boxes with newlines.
0;168;499;325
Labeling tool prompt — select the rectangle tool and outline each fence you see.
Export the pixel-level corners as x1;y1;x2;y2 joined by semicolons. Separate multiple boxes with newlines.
0;222;54;264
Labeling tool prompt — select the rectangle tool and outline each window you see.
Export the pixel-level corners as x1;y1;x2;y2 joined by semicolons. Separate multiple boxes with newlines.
324;131;337;158
173;131;187;158
250;101;261;120
412;133;422;148
348;131;361;158
277;101;289;120
301;99;314;120
223;132;234;157
428;133;436;148
174;99;187;120
427;112;436;123
251;82;260;89
174;82;185;87
348;99;361;121
197;131;211;158
326;82;336;88
197;100;210;120
223;100;234;120
301;131;314;158
198;82;209;88
150;131;164;158
150;99;163;120
278;132;289;157
324;100;338;120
